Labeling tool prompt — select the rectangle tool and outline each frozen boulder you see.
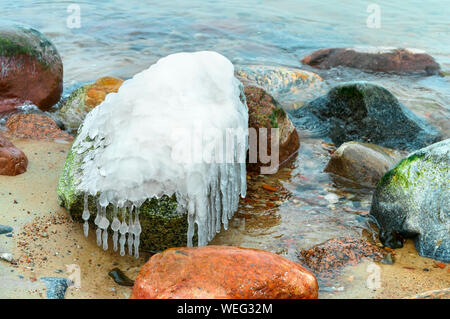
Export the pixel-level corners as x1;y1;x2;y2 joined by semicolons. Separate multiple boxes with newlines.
370;139;450;262
58;76;124;133
0;23;63;112
131;246;318;299
293;82;441;151
301;48;441;75
58;51;248;256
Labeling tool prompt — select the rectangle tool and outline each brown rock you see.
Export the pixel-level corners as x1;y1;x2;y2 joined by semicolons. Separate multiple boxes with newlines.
298;237;387;281
0;25;63;111
245;86;300;174
5;113;72;141
301;48;440;75
0;132;28;176
131;245;318;299
325;141;405;187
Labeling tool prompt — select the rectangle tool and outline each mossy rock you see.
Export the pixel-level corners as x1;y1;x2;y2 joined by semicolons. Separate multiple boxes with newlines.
370;138;449;262
57;139;197;253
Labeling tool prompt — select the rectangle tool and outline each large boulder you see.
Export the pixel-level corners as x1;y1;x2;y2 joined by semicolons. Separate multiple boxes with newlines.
6;113;72;140
293;82;441;151
236;65;324;109
131;246;318;299
0;132;28;176
370;139;450;262
0;23;63;112
301;48;441;75
325;141;405;187
58;76;124;133
57;142;193;252
245;86;300;173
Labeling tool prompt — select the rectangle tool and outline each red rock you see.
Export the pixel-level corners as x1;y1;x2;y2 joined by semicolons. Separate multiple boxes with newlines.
301;48;440;75
0;25;63;111
0;132;28;176
131;246;318;299
5;113;72;141
245;86;300;174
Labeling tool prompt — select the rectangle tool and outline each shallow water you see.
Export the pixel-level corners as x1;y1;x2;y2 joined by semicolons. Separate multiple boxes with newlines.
1;0;449;298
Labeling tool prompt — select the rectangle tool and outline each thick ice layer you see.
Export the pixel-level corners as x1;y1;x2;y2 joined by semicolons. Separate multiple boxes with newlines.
74;51;248;255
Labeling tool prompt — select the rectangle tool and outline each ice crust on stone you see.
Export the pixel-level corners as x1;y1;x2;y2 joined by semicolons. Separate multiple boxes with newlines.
73;51;248;256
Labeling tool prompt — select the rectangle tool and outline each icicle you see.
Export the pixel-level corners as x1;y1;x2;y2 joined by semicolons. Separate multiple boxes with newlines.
187;200;195;247
95;200;102;246
99;205;110;251
133;208;141;258
82;193;90;237
111;206;120;252
127;205;134;256
119;207;128;256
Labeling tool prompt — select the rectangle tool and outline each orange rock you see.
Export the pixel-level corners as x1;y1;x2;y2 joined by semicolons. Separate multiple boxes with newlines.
85;76;123;107
0;132;28;176
435;262;446;269
5;113;73;141
262;184;277;192
131;246;318;299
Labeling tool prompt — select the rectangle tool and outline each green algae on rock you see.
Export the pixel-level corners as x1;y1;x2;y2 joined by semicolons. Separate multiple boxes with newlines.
293;82;441;151
0;23;63;111
57;141;196;253
370;138;450;262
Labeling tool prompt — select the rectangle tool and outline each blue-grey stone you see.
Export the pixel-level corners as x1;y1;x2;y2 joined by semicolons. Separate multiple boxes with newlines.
0;225;13;235
40;277;69;299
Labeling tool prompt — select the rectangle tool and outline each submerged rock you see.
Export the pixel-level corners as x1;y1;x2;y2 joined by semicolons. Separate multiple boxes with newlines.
293;82;440;151
325;141;405;187
301;48;441;75
0;23;63;111
0;132;28;176
58;76;124;133
131;246;318;299
298;237;387;281
108;268;134;287
370;139;450;262
245;86;300;173
40;277;69;299
236;65;324;109
5;113;72;140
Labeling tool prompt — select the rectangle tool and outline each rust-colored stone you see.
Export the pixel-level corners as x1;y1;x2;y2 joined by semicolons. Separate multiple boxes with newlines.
131;245;318;299
301;48;440;75
5;113;72;141
85;76;124;107
245;86;300;174
0;132;28;176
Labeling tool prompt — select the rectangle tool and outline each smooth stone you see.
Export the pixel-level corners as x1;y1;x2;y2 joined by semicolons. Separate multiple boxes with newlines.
108;268;134;287
0;224;13;235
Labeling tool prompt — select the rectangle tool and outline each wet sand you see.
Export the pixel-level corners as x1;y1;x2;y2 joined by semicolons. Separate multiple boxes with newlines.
0;138;448;299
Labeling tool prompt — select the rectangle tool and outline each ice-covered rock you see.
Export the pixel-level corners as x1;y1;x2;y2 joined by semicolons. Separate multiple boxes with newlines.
58;51;248;255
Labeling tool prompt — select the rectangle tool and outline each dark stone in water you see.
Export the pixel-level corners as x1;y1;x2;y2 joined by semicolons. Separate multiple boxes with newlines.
40;277;69;299
293;82;441;151
108;268;134;287
0;225;13;235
